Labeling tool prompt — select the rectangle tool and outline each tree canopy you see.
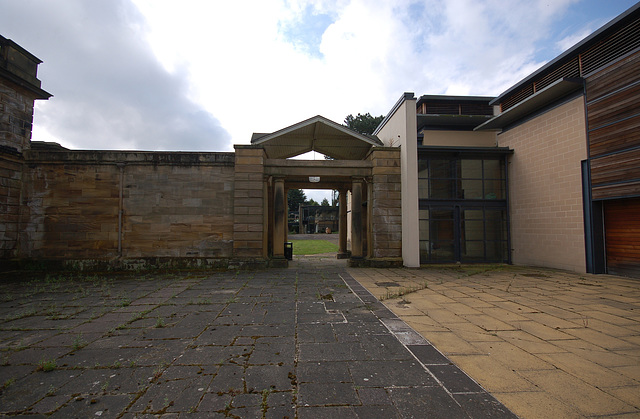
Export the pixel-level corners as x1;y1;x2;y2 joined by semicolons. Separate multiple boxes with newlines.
344;112;384;135
287;189;306;212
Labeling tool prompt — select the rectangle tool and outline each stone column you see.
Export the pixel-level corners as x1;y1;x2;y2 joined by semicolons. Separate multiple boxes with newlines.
351;178;363;258
337;189;349;259
273;177;286;258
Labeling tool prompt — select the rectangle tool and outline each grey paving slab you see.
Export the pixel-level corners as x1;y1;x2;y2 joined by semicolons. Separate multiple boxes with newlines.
0;261;516;418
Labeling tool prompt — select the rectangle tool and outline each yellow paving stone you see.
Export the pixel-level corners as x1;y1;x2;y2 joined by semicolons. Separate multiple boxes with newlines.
436;302;483;316
459;313;516;331
592;305;640;320
563;327;637;350
381;301;426;316
447;354;537;393
519;369;638;417
604;386;640;409
403;318;450;334
406;298;443;312
493;390;584;419
415;291;458;305
517;321;575;340
553;294;596;306
612;365;640;382
472;341;555;371
349;265;640;419
527;304;584;320
621;334;640;346
489;299;538;313
536;352;635;388
423;331;485;356
495;330;569;354
479;306;531;323
522;312;583;330
419;307;467;325
552;338;637;368
453;296;496;308
579;318;637;337
446;321;503;342
475;292;508;302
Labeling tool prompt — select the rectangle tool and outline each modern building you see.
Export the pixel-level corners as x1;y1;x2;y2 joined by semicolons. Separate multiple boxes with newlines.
1;3;639;276
376;3;640;276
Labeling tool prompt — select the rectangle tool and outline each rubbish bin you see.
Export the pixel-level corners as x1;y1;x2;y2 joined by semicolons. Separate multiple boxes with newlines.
284;242;293;260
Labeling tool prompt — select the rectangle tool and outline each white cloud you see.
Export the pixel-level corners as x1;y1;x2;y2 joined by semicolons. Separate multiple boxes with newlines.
2;0;628;156
1;0;231;151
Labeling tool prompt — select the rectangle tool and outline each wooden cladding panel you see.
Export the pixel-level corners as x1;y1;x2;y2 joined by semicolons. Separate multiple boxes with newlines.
593;181;640;201
587;82;640;129
586;50;640;102
604;197;640;277
588;114;640;157
591;148;640;186
586;50;640;158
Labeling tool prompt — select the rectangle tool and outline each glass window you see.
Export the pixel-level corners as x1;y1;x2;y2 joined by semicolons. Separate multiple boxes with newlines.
418;179;429;199
418;160;429;178
484;159;504;179
460;179;483;199
431;179;455;199
430;160;452;178
483;178;504;200
460;159;482;178
462;240;485;261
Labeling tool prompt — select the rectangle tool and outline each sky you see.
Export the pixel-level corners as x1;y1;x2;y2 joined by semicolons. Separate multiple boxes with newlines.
1;0;637;202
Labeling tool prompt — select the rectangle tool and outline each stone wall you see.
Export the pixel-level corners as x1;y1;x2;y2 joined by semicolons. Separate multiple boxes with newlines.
18;150;237;267
233;146;266;259
0;151;23;258
0;77;37;154
368;148;402;260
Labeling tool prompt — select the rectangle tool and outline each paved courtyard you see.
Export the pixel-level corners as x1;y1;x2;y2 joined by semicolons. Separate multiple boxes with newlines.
350;263;640;418
1;257;639;418
0;258;513;418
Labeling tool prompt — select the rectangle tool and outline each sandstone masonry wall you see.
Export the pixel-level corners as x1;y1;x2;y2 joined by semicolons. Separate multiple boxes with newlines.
368;148;402;259
0;152;23;258
19;150;236;264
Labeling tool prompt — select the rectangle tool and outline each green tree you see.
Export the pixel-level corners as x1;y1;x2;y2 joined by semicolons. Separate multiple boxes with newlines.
320;198;330;206
288;189;306;212
307;198;319;206
344;112;384;135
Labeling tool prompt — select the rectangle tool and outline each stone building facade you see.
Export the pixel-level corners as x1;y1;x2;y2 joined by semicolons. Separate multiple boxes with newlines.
1;40;401;269
2;2;639;276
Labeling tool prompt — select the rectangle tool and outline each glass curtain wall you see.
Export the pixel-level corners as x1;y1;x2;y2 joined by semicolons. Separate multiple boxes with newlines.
418;153;509;263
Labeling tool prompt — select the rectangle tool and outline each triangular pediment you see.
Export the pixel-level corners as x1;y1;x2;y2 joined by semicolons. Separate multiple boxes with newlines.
251;115;382;160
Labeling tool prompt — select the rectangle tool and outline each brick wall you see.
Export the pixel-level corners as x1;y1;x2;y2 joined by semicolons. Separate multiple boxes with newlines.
19;150;236;264
368;148;402;259
497;96;588;272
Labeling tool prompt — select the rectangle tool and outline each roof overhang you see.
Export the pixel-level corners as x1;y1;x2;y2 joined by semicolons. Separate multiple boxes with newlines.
251;115;382;160
490;3;640;105
475;78;584;131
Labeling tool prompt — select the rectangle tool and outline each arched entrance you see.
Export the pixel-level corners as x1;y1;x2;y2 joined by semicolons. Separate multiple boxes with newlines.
233;116;403;267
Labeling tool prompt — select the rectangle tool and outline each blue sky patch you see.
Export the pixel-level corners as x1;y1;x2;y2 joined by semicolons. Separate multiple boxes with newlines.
279;5;335;58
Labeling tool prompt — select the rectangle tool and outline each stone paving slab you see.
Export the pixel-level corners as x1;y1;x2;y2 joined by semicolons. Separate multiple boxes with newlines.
0;262;516;418
349;263;640;419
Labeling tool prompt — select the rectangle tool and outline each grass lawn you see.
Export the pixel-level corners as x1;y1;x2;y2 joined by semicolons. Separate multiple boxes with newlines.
289;240;338;255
